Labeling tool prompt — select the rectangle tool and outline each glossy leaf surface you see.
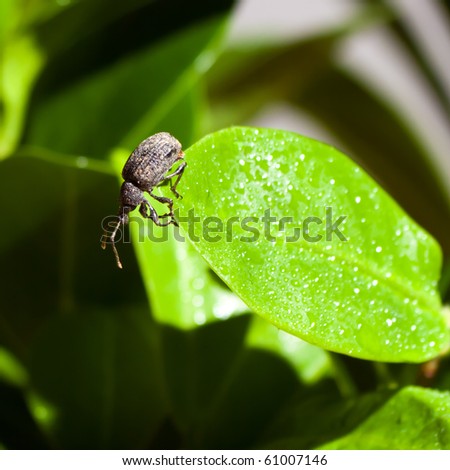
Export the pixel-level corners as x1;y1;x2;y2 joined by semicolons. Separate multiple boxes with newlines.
179;127;448;362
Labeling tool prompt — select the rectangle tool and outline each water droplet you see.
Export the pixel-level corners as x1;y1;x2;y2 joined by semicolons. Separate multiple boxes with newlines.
372;280;378;286
376;246;382;253
330;179;335;185
411;325;417;331
354;288;360;294
300;154;305;161
239;159;245;166
386;319;393;327
355;196;361;204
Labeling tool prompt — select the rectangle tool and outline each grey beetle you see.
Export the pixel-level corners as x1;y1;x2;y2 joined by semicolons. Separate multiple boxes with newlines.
101;132;186;269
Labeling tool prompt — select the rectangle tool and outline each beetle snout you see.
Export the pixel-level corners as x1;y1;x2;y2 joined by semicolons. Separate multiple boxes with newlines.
177;150;185;160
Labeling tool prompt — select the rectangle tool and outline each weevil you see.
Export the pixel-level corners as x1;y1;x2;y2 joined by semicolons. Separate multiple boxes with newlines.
101;132;186;269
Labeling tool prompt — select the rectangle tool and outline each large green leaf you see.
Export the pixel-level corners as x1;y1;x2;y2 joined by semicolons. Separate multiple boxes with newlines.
321;386;450;449
178;126;448;362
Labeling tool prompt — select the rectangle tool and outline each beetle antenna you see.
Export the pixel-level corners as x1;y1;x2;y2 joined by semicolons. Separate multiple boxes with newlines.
101;217;123;269
111;241;123;270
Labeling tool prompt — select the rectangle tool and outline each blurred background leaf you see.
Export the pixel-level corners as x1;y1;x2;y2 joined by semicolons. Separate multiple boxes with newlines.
319;387;450;449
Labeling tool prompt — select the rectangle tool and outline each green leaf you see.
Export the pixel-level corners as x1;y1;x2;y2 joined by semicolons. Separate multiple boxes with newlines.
0;36;44;158
130;220;249;329
320;386;450;449
246;316;331;384
0;156;106;254
258;383;377;449
205;4;389;132
25;16;227;158
157;315;300;449
0;348;27;388
205;35;337;132
440;260;450;302
28;309;167;449
179;126;449;362
30;0;234;102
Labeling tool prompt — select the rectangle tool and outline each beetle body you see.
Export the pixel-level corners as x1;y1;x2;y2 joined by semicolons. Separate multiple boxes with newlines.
122;132;183;190
101;132;186;268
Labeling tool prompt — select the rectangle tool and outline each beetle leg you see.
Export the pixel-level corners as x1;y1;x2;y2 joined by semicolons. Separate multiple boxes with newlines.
148;193;179;227
140;199;174;227
149;193;173;213
163;161;186;199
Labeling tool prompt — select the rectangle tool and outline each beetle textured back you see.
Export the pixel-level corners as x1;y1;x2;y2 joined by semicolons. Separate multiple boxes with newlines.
122;132;183;190
101;132;186;269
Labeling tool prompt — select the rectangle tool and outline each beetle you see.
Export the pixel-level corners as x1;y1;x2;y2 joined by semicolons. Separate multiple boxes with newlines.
101;132;186;269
